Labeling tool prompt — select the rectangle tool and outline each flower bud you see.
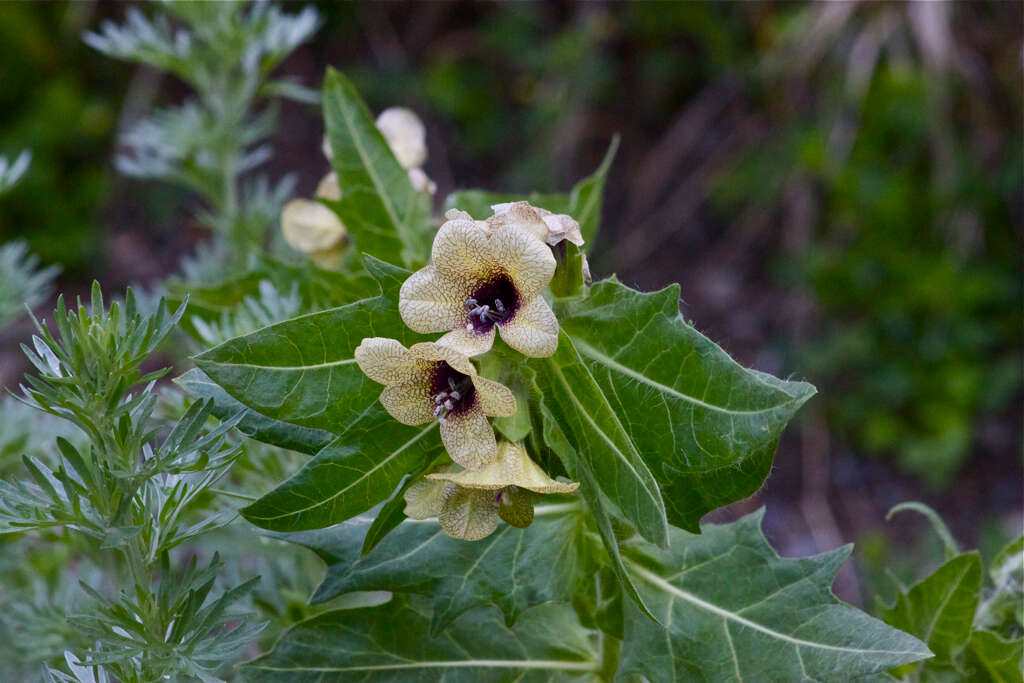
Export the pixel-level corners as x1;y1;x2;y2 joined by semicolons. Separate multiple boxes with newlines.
375;107;427;170
281;199;347;269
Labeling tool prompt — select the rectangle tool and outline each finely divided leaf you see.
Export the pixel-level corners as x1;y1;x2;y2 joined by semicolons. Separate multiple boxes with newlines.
277;502;593;634
175;368;332;455
245;596;599;682
617;510;932;682
241;413;442;532
322;69;434;268
560;277;816;531
531;331;669;548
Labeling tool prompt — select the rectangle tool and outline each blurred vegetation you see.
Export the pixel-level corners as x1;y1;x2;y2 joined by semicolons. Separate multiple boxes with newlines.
0;3;124;275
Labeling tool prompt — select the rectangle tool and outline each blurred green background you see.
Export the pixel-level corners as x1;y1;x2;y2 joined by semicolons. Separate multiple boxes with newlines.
1;0;1020;595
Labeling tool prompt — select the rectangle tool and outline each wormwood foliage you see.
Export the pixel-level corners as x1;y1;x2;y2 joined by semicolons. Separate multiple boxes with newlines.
1;284;264;680
180;70;944;680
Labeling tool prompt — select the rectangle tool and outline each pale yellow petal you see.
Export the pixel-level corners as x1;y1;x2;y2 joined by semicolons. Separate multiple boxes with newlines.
487;225;555;297
497;295;559;358
379;380;433;425
281;199;346;254
440;407;497;469
428;441;579;494
315;172;341;201
437;325;495;358
355;338;413;384
407;342;476;377
444;208;475;222
438;484;499;541
431;217;499;282
403;478;447;519
398;266;467;334
472;376;517;418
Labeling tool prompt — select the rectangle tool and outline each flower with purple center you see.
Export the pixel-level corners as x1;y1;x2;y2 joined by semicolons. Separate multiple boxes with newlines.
354;338;516;468
398;212;559;358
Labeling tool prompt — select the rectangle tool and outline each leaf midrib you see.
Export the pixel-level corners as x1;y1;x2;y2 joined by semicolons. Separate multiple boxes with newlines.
572;338;806;416
246;422;439;522
629;562;930;657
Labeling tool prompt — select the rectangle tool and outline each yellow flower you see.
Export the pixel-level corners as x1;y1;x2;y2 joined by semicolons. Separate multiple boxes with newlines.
487;201;584;247
354;338;516;468
403;442;579;541
398;214;558;357
280;199;346;269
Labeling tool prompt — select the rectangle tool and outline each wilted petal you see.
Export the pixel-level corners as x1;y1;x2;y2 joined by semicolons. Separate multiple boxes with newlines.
472;376;517;417
431;218;498;282
438;485;499;541
437;325;495;357
403;478;447;519
428;441;579;494
281;199;346;254
487;201;549;243
315;172;341;201
541;213;583;246
380;380;434;425
498;295;559;358
440;406;497;469
399;266;467;334
488;225;555;298
355;338;414;384
376;107;427;169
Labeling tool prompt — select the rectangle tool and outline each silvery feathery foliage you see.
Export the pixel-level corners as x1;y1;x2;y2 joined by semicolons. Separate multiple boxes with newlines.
0;150;31;195
0;240;60;329
85;0;319;252
0;283;264;680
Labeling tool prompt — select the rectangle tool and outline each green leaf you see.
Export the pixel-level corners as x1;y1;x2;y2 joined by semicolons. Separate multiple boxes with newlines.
279;501;594;634
322;68;433;268
537;400;659;624
245;596;599;681
559;277;816;531
531;330;669;548
962;630;1023;683
887;501;960;560
570;135;618;247
880;552;982;668
360;455;445;556
618;510;932;682
241;413;442;532
175;368;332;455
192;261;420;434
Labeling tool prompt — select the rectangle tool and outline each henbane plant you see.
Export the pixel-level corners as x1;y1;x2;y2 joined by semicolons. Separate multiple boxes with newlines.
180;68;942;680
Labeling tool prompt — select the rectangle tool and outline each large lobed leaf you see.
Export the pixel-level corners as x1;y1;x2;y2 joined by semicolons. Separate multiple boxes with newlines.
532;331;669;548
322;68;434;268
618;509;932;682
558;277;817;532
244;596;600;682
278;502;595;634
252;509;929;681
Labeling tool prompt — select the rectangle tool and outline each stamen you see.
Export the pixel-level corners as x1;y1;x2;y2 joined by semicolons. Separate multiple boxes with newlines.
463;298;478;311
494;299;505;313
448;377;457;391
444;399;454;410
449;390;460;400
